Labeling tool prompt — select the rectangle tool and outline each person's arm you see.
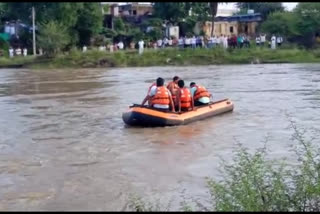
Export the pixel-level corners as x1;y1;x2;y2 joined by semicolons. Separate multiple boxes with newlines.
177;90;181;113
167;82;172;91
191;95;194;110
141;95;150;106
169;95;175;112
168;91;175;113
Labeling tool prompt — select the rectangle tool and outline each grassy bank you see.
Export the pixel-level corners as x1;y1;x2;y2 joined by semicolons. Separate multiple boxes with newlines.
1;47;320;69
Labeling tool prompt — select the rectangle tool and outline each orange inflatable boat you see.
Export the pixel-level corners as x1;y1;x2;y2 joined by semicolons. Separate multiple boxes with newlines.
122;98;234;127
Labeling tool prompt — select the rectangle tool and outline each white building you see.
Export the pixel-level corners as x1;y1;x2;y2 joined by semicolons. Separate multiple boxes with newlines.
216;8;239;17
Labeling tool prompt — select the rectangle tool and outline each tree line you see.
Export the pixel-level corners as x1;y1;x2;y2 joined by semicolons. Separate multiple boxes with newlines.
0;2;319;57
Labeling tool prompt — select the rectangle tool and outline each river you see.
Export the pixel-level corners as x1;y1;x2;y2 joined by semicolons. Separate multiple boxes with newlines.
0;64;319;211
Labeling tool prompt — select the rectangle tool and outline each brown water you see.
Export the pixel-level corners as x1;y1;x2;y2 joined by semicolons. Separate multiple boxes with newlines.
0;64;320;211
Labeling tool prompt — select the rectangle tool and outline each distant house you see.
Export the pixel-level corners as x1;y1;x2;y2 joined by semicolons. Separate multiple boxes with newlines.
196;13;262;37
2;20;36;40
102;2;153;29
216;8;239;17
118;3;153;17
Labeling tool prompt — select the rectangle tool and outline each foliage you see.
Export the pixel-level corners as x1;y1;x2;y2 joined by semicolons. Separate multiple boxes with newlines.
207;145;290;211
293;3;320;48
4;46;318;69
0;37;9;57
125;120;320;211
152;2;219;36
91;34;108;46
188;2;211;23
179;17;197;37
209;120;320;212
261;3;320;48
209;2;218;36
260;12;299;37
101;28;117;39
74;3;103;46
141;18;164;41
152;2;188;24
37;20;70;57
1;3;103;50
108;17;143;44
236;3;284;20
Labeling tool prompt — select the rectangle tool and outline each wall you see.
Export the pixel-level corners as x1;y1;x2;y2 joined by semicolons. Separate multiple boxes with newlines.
202;21;238;37
202;21;259;37
168;26;179;39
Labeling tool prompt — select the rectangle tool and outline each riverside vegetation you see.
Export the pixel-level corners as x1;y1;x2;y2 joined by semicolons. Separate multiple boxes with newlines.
127;119;320;211
1;3;320;69
2;46;320;69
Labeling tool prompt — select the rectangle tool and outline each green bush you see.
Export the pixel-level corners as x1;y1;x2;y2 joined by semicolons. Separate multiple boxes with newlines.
0;37;9;57
128;119;320;211
37;20;71;57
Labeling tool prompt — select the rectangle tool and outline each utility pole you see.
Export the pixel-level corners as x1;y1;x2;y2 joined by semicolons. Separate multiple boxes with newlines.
32;6;36;56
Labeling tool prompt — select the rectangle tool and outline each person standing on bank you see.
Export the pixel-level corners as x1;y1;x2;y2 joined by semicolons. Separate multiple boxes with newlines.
138;39;144;55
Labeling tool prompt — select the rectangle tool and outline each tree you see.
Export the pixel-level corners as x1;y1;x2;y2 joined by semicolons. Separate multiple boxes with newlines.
209;2;218;36
261;3;320;48
2;3;103;48
141;18;164;41
260;12;299;36
152;2;187;24
236;3;284;20
37;21;70;57
187;2;219;36
293;3;320;48
152;2;220;36
75;3;103;46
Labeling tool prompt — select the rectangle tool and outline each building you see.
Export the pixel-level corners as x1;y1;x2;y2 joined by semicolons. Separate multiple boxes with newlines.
2;21;35;39
101;2;120;17
201;13;262;37
166;25;179;39
118;2;153;17
216;8;239;17
102;2;153;29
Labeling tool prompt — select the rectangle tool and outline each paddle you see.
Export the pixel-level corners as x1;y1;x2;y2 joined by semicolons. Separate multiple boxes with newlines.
130;104;146;108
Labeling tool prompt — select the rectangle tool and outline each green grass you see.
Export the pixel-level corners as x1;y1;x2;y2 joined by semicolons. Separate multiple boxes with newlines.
0;55;37;67
1;46;320;69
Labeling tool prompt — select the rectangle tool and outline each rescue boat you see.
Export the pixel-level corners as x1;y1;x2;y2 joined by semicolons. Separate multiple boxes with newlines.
122;98;234;127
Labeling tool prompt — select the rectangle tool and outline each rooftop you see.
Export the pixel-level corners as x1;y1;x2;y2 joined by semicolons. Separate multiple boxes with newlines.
215;13;262;22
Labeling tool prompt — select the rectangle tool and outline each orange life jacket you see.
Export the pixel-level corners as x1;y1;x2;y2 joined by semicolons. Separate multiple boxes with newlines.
151;86;170;106
167;81;179;100
147;82;156;94
179;87;192;108
193;85;210;101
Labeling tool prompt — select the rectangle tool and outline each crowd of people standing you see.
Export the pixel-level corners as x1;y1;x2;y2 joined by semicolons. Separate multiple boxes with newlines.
8;47;28;58
87;33;284;54
255;34;283;49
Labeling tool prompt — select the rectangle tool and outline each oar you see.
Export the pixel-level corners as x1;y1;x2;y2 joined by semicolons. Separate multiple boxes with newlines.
130;104;148;108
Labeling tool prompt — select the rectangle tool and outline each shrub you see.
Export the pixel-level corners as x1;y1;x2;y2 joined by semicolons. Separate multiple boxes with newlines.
37;20;71;57
128;119;320;211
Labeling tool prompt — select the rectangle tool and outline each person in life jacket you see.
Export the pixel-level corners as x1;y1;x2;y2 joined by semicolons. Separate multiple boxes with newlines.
176;79;194;112
190;82;212;106
147;81;157;105
166;76;180;105
147;82;156;94
141;77;175;112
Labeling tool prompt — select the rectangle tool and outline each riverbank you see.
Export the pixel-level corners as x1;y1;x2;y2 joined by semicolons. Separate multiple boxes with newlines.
1;47;320;69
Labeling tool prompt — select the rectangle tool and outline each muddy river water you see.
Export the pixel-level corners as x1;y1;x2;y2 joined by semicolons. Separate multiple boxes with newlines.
0;64;319;210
